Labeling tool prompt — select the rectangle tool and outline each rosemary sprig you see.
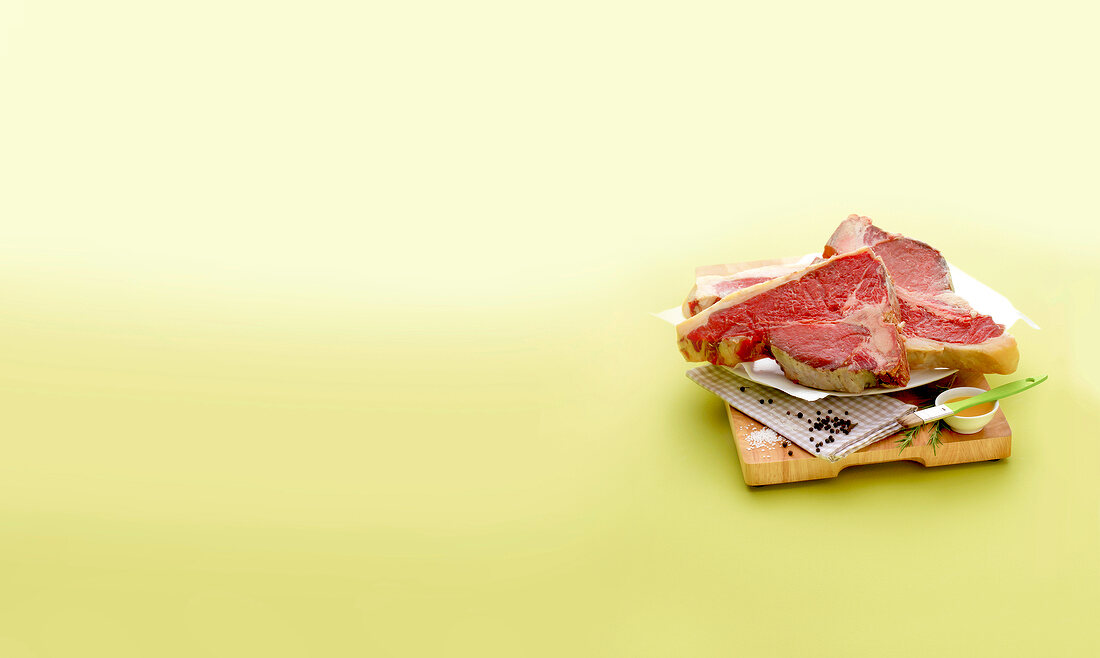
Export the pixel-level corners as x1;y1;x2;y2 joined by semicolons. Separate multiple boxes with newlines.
927;420;943;456
896;419;945;455
896;424;921;454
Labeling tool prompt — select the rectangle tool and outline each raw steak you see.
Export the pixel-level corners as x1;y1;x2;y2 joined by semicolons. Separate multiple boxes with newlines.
682;263;803;317
823;215;1018;374
677;248;910;392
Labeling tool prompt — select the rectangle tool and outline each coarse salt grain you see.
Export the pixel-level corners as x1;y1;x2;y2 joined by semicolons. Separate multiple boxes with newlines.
744;428;782;450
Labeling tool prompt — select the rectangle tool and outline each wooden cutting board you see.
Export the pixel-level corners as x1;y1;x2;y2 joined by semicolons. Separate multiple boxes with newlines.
728;370;1011;486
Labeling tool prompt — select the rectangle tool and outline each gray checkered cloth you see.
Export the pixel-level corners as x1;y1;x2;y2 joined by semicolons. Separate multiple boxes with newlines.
687;365;916;462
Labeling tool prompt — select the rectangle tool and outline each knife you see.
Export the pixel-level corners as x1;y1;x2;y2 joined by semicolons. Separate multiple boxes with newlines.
897;375;1048;428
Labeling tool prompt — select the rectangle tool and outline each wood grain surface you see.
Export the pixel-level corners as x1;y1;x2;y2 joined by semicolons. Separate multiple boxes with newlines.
728;370;1011;486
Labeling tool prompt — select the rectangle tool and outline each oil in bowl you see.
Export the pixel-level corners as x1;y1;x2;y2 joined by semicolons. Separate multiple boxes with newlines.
943;396;996;417
935;386;999;434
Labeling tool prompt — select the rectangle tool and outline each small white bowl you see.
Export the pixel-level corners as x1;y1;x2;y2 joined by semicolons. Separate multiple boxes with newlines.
935;386;998;434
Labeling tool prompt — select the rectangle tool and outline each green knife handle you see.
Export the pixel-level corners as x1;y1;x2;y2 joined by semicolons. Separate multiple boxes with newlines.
945;375;1048;413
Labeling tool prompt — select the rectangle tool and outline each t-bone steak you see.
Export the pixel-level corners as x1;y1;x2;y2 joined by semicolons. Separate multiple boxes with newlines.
676;248;910;392
682;263;803;317
824;215;1018;374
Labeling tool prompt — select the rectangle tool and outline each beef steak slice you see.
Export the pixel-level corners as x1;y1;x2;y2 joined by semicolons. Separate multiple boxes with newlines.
676;248;910;392
824;214;1018;374
681;263;803;318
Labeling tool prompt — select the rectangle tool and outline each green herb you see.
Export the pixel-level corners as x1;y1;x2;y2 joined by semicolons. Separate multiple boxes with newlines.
896;424;921;454
896;419;945;455
926;419;943;456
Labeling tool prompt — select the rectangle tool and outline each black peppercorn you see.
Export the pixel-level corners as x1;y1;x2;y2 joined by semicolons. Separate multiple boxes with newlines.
788;450;793;456
796;412;802;418
768;399;773;404
739;387;745;392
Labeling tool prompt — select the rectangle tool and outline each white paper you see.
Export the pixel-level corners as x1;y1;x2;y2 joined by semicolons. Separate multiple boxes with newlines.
655;254;1038;401
948;262;1040;330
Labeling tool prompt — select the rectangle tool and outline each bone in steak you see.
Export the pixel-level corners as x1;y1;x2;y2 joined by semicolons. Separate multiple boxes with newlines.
823;215;1018;374
682;263;803;317
677;248;910;392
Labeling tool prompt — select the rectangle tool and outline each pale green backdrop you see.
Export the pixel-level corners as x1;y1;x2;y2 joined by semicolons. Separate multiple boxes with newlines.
0;1;1097;656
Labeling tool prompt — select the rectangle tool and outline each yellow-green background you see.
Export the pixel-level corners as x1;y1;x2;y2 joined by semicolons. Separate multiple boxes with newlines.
0;1;1097;656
